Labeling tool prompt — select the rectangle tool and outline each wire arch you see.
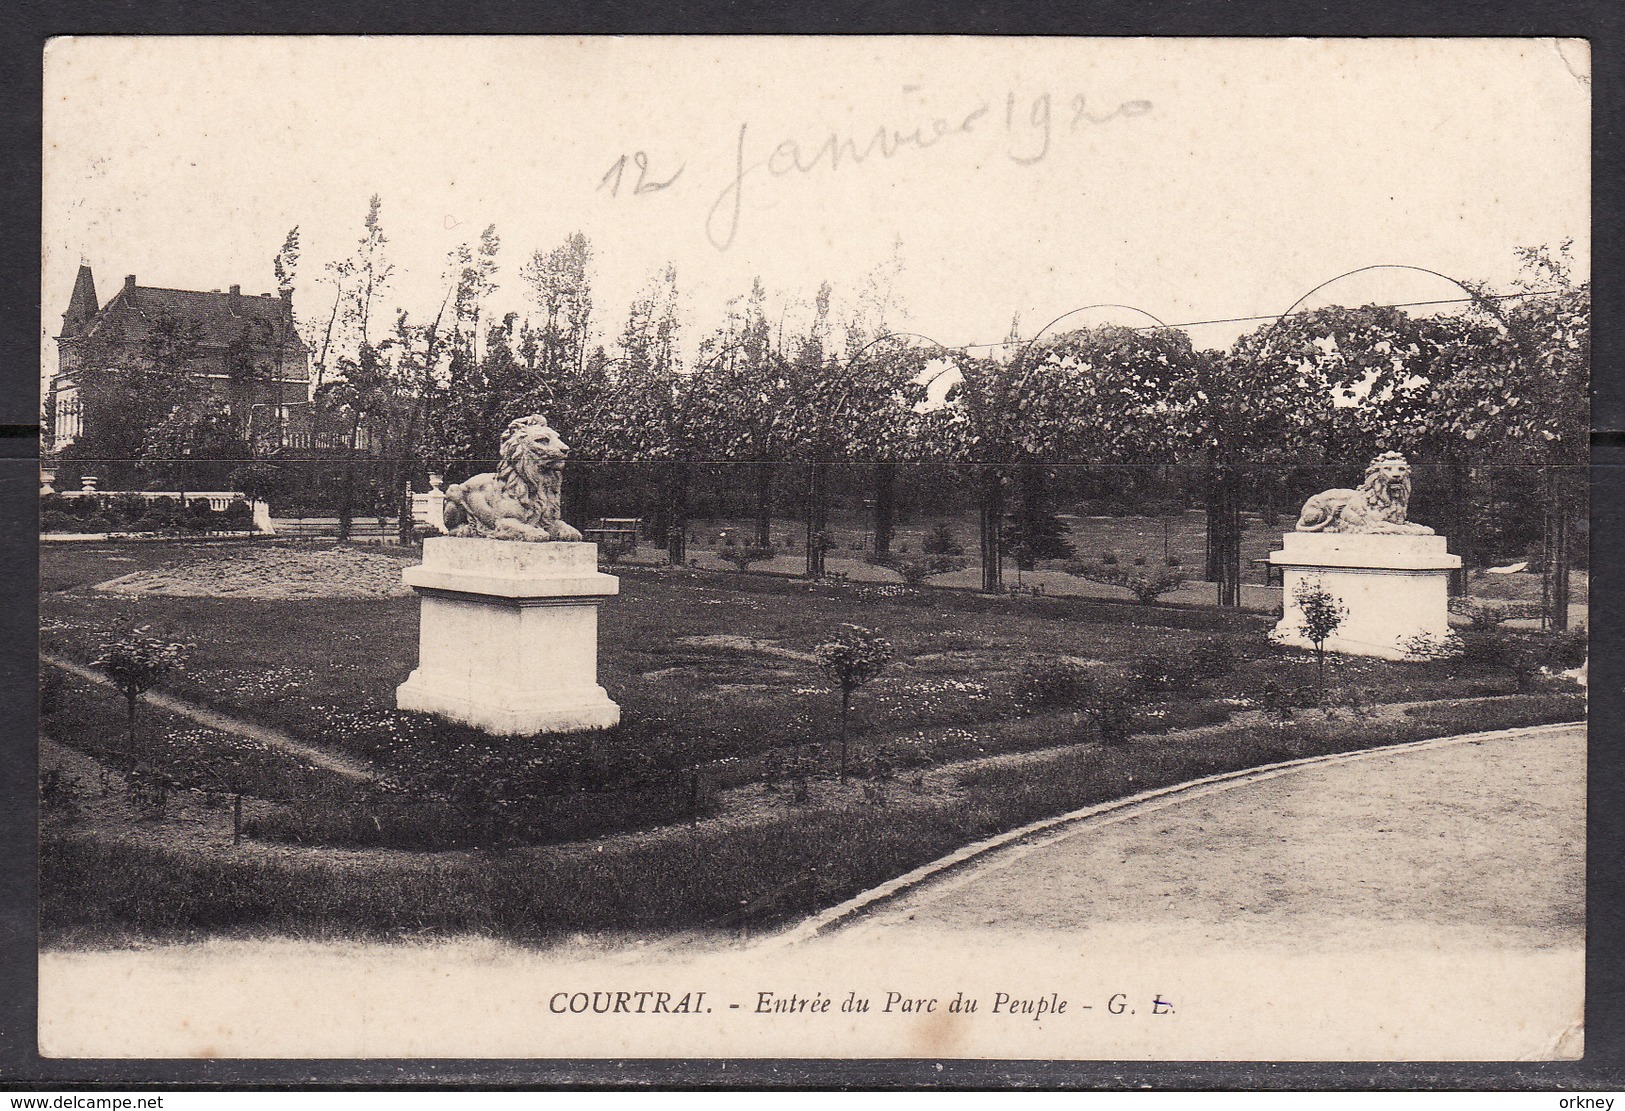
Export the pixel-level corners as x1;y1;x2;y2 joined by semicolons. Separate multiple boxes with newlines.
1018;302;1173;365
1264;264;1515;342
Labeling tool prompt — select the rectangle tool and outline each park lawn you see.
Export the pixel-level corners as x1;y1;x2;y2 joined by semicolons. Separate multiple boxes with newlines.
42;567;1230;769
41;552;1530;783
41;668;348;802
41;539;249;593
41;688;1586;946
39;540;1588;945
682;506;1268;565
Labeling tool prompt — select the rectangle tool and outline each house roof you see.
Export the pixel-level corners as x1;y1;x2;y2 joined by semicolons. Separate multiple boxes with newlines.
69;276;308;355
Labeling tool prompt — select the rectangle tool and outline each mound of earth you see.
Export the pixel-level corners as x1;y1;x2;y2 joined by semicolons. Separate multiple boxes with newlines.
93;544;417;600
675;634;818;661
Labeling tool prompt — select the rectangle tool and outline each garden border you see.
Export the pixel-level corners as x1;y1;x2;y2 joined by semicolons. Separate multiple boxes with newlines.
40;652;376;781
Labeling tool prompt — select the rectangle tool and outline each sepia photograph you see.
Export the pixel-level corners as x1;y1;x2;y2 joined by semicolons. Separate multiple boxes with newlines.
34;36;1590;1064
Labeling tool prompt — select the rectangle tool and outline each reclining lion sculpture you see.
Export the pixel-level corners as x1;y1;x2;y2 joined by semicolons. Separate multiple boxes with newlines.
1295;451;1433;535
442;415;584;542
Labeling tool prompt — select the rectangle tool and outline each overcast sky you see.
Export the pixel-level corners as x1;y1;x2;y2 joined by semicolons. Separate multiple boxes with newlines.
43;36;1589;375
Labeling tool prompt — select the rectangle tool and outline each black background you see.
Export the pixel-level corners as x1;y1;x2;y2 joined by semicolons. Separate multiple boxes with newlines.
2;0;1620;1091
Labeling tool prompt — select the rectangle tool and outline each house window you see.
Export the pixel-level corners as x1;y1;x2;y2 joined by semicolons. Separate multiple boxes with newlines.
53;387;82;449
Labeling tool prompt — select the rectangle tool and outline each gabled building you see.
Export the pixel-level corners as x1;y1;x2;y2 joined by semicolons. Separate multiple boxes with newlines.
48;265;313;454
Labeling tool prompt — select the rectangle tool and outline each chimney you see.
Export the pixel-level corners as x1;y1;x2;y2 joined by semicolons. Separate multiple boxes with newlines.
279;288;294;305
124;275;136;292
229;284;241;296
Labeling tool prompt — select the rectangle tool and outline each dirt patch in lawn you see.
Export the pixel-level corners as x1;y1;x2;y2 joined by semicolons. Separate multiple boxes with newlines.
92;544;417;600
675;634;818;662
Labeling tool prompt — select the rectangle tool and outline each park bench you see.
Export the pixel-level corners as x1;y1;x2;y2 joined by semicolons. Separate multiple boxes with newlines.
269;516;399;540
583;517;641;554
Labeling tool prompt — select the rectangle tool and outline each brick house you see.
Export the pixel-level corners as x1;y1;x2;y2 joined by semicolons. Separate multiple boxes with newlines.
48;265;314;455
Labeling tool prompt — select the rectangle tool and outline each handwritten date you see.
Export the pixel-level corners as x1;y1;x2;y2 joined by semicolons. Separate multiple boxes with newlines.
597;86;1152;251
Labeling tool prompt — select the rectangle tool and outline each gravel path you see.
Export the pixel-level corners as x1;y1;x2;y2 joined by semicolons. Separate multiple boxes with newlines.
827;723;1585;953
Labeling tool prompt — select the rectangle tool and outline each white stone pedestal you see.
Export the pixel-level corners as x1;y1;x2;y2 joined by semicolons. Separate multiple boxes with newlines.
396;537;620;734
1269;533;1460;660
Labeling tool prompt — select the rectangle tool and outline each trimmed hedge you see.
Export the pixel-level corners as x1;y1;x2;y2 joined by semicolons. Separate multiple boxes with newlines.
41;493;255;534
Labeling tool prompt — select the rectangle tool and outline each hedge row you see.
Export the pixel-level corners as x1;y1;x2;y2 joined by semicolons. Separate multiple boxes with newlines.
40;493;256;535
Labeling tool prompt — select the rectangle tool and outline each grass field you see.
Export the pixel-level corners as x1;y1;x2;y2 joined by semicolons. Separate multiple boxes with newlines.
43;546;1547;773
39;538;1588;946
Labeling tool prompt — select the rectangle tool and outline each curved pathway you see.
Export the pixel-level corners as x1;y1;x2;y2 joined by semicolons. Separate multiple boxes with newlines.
808;723;1585;953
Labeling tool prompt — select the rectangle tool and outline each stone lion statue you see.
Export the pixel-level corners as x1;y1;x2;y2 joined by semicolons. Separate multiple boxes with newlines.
442;415;584;542
1294;451;1433;535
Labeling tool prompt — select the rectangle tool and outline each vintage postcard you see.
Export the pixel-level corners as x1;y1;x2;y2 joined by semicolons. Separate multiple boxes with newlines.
36;36;1589;1063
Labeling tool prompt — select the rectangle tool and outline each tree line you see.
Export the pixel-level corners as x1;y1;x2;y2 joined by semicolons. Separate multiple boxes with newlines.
54;199;1588;627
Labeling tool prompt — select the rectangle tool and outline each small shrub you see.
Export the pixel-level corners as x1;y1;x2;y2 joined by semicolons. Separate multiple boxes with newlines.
1398;630;1463;661
856;745;900;806
923;523;965;556
1256;680;1302;724
1460;629;1542;691
1329;685;1377;722
814;624;895;782
63;495;105;518
138;498;184;531
1003;513;1074;568
124;762;178;818
1019;664;1139;744
1018;657;1092;712
719;537;777;572
1537;627;1588;671
92;629;192;748
1448;598;1541;628
109;493;149;523
1067;561;1186;604
1293;578;1347;688
1130;650;1200;695
1189;637;1238;679
871;552;967;585
40;765;81;818
1082;676;1138;745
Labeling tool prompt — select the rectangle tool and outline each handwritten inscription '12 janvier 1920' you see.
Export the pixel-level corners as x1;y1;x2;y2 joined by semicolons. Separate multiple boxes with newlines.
597;86;1154;251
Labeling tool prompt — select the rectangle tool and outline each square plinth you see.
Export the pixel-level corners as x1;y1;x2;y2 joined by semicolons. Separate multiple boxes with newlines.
1269;532;1461;660
396;537;620;734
